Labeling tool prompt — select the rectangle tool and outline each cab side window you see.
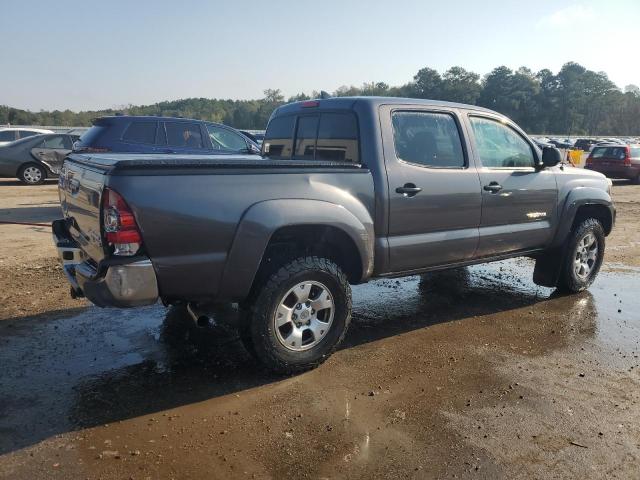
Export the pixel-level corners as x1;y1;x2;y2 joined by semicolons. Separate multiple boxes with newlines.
469;117;535;168
391;111;465;168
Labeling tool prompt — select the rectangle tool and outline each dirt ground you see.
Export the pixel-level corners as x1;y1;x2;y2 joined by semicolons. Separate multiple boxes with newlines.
0;177;639;479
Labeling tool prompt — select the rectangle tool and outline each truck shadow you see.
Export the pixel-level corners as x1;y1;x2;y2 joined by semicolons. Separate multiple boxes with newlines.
0;206;61;224
0;262;597;455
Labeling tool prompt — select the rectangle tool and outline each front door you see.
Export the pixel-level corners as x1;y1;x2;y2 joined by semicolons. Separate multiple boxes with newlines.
31;134;73;174
466;115;558;257
381;106;482;272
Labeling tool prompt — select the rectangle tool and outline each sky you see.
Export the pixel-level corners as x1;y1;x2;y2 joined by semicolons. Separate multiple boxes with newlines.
1;0;639;112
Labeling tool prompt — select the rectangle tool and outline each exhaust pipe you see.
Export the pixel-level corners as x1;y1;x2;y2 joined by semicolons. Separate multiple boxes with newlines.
186;302;213;328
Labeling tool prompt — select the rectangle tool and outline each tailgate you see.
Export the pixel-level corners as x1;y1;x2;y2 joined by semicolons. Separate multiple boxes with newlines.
58;159;107;262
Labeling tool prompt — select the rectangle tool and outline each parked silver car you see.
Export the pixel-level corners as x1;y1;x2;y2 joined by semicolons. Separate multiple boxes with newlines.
0;127;54;146
0;133;79;184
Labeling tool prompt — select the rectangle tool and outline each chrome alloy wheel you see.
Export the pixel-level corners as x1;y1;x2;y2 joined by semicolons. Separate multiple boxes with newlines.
574;232;598;280
23;166;43;184
274;281;335;351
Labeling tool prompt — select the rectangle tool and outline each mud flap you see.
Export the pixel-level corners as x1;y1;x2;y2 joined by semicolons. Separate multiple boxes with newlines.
533;247;566;288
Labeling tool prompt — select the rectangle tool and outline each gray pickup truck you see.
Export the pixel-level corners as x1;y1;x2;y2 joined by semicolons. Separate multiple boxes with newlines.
53;97;615;373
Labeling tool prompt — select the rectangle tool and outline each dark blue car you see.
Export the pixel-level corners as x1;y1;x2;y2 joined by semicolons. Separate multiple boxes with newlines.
74;116;261;155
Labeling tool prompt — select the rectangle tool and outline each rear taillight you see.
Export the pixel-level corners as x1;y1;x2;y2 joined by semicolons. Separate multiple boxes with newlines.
624;146;632;166
102;188;142;256
585;155;593;166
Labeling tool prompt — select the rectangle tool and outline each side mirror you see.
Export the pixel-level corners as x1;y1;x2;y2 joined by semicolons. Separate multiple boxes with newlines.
541;146;562;168
247;142;261;155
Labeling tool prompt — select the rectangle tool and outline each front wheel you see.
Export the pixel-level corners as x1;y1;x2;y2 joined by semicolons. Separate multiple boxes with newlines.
18;163;46;185
241;256;352;374
556;218;605;293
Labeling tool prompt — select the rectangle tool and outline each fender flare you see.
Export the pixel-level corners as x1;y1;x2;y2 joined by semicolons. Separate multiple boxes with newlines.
218;199;374;300
550;186;614;249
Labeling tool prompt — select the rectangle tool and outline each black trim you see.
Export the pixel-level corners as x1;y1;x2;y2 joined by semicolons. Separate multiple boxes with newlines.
377;248;545;279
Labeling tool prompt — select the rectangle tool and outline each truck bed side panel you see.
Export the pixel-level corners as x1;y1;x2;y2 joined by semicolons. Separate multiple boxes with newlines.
106;169;374;301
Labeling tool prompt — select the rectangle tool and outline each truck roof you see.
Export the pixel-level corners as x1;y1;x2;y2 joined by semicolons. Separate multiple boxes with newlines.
274;96;498;116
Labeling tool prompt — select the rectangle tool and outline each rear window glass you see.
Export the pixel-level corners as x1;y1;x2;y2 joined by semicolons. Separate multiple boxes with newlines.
317;113;359;162
264;112;359;162
78;125;108;146
392;111;465;167
294;116;319;159
263;115;295;159
630;147;640;158
591;147;626;159
166;122;204;149
122;121;157;144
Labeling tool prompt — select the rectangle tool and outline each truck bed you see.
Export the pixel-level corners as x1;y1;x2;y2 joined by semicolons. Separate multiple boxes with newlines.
59;152;375;303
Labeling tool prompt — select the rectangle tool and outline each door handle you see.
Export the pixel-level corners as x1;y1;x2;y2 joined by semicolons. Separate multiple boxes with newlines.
396;183;422;197
483;182;503;193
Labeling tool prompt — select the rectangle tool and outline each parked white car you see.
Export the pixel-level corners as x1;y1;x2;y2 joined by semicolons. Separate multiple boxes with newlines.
0;127;54;146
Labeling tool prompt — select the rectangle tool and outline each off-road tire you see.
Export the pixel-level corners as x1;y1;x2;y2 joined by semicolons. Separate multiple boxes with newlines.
241;256;351;374
18;163;47;185
556;218;605;293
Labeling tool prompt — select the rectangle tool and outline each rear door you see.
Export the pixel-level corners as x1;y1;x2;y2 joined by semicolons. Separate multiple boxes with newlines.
165;121;208;154
381;105;482;272
120;120;166;153
466;114;557;256
31;134;73;174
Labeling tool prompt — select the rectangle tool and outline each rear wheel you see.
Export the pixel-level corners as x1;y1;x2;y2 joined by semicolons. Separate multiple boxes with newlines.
556;218;605;293
18;163;46;185
241;256;351;374
631;174;640;185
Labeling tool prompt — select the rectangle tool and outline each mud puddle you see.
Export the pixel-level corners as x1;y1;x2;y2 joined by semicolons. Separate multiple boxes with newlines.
0;258;638;479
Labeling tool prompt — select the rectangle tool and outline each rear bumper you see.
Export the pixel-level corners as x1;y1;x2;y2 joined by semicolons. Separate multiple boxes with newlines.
52;219;159;308
585;164;640;180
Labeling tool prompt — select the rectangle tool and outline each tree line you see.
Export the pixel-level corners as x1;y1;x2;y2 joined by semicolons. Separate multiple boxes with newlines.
2;62;639;135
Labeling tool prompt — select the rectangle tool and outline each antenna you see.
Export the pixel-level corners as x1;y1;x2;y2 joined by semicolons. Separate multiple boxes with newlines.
319;90;331;99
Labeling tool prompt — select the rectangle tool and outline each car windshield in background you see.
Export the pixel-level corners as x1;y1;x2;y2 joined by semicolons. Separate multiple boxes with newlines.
206;124;248;152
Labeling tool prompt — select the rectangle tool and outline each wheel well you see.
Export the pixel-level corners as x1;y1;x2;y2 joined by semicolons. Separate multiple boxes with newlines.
257;225;364;284
573;204;612;235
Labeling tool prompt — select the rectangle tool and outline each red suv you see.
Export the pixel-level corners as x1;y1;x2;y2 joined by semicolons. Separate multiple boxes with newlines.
585;144;640;183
